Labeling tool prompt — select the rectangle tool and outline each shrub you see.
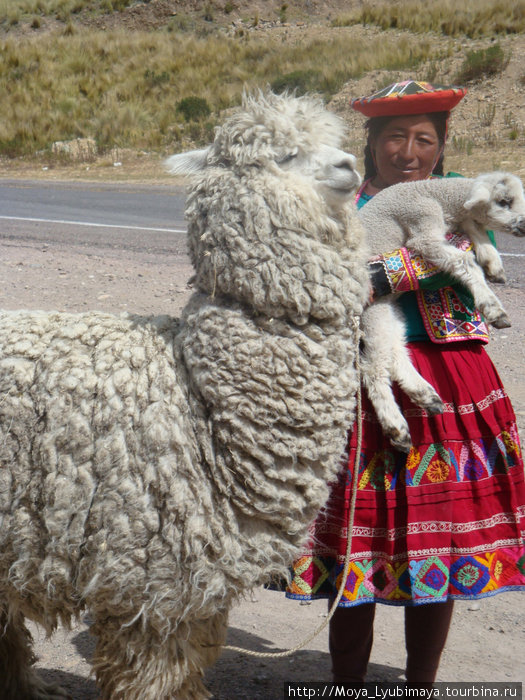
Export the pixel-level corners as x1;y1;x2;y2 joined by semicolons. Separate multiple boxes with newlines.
455;44;509;84
271;70;321;96
477;102;496;127
203;3;214;22
176;96;211;122
144;69;170;88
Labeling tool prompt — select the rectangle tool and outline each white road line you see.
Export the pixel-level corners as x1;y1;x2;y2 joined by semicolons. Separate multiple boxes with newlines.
0;215;186;234
0;216;521;255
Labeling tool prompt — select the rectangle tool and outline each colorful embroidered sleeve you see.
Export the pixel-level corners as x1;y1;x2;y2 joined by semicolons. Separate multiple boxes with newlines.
371;232;474;296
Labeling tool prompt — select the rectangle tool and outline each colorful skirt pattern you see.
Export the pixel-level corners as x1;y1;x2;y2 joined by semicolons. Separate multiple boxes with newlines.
286;341;525;606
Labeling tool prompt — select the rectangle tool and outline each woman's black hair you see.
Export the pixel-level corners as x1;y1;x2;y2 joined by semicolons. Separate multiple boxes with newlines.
363;111;449;181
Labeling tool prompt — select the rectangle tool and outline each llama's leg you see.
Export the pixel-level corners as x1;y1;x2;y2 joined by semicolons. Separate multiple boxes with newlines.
178;613;229;698
91;609;228;700
0;610;69;700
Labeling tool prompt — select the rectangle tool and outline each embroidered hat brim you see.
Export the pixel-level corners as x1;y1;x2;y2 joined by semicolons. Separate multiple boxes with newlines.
351;80;467;117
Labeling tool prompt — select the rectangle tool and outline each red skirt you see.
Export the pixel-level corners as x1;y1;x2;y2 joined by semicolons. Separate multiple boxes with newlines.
287;341;525;606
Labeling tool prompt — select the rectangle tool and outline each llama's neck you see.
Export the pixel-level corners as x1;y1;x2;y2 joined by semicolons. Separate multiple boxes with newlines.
179;298;359;582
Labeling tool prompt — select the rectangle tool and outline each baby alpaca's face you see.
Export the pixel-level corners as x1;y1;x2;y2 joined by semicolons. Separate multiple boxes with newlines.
484;176;525;237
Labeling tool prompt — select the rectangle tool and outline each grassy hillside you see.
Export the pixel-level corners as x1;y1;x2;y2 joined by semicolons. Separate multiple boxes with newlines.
0;0;524;172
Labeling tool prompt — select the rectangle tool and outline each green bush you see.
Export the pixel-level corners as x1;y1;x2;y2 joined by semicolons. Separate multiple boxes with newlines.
271;70;321;96
176;96;211;122
203;3;214;22
144;69;170;88
455;44;509;83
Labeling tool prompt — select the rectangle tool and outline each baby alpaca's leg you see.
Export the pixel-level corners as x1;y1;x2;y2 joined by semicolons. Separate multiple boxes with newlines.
409;227;511;328
472;240;507;283
361;303;444;452
462;219;507;283
361;304;412;452
372;302;444;415
389;342;444;418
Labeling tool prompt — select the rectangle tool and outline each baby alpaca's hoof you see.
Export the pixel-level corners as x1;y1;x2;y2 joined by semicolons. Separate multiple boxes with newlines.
491;314;512;329
389;431;412;454
487;272;507;284
425;395;444;415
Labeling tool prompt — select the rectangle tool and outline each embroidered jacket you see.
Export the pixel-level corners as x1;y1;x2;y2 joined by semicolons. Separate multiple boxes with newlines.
358;174;491;344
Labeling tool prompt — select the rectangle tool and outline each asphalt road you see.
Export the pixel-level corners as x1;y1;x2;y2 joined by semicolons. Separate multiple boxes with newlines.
0;177;524;262
0;178;523;427
0;179;188;255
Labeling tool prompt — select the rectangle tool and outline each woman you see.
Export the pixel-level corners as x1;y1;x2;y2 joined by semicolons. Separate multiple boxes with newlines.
286;81;525;684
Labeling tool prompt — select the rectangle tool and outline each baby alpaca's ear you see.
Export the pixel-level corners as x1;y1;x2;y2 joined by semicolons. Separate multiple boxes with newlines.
464;183;491;210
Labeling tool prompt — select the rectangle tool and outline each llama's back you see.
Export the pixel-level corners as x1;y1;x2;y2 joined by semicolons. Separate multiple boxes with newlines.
0;309;197;627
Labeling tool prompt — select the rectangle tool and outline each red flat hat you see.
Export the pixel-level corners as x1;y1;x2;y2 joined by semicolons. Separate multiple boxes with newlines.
351;80;467;117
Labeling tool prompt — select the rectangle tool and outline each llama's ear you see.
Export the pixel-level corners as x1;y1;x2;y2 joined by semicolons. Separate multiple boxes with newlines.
165;148;210;175
464;183;491;210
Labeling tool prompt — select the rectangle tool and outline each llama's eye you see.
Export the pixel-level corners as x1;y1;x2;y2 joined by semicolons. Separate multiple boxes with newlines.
278;151;298;165
498;198;512;208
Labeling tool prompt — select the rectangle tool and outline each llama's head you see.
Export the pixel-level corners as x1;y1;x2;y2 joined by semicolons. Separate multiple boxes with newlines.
167;91;368;325
464;172;525;237
166;90;361;210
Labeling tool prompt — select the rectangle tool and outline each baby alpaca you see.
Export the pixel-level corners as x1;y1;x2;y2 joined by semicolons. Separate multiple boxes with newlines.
359;172;525;451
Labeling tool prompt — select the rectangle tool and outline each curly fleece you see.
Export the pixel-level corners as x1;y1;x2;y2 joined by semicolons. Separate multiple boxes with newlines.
0;92;369;700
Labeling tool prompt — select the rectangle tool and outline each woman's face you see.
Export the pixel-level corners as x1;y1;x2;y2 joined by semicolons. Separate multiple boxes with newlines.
370;114;442;189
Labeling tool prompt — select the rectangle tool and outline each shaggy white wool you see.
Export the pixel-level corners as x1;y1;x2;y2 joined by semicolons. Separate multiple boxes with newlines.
0;91;370;700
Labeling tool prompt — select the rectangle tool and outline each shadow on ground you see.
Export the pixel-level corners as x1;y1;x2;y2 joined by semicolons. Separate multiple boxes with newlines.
34;623;404;700
206;626;404;700
37;669;99;700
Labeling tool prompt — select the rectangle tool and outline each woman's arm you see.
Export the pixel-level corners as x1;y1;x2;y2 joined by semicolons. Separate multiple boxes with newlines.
369;232;480;297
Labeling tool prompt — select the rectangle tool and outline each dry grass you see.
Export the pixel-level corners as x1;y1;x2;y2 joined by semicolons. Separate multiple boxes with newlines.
0;0;132;25
1;0;524;159
0;28;440;156
333;0;525;38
